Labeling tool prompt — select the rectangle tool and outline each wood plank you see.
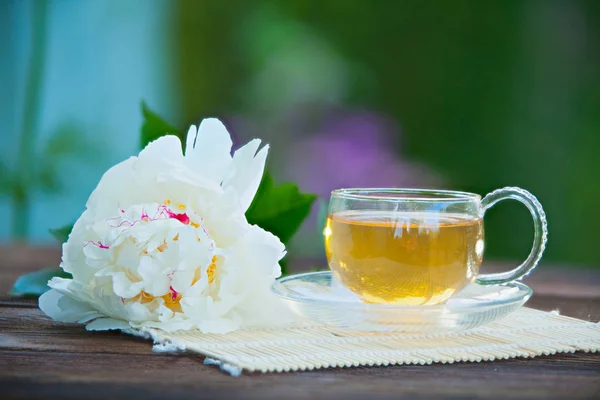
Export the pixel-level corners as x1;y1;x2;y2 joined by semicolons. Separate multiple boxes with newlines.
1;245;600;399
1;295;599;399
1;351;599;400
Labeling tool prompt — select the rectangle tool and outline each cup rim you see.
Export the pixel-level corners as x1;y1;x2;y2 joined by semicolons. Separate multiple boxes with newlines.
330;188;481;202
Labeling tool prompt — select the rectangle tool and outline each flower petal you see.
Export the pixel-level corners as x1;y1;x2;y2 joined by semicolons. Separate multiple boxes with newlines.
185;125;198;154
137;135;184;169
39;289;103;323
124;301;156;322
102;271;144;298
184;118;233;184
85;157;137;219
138;256;170;296
138;135;222;193
234;224;285;278
222;139;269;211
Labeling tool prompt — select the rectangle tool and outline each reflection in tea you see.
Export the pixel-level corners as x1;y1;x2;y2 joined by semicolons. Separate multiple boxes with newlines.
325;211;484;305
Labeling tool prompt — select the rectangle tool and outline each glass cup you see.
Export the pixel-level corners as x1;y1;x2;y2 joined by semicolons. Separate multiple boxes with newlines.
324;187;547;306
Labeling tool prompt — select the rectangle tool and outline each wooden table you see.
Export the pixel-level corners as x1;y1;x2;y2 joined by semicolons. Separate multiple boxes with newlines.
1;245;599;399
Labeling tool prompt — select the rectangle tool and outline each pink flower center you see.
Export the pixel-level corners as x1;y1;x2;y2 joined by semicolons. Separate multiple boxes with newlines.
166;210;190;225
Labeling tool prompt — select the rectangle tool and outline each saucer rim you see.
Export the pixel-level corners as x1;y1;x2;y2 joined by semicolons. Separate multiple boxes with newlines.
271;271;533;311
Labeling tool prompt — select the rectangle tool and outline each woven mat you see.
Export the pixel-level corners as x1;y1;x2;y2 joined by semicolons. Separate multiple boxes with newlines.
144;307;600;375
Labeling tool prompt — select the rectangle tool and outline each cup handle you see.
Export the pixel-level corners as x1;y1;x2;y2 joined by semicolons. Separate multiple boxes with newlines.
476;187;548;285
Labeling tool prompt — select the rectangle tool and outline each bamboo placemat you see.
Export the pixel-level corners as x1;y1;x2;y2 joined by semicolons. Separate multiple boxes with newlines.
140;307;600;375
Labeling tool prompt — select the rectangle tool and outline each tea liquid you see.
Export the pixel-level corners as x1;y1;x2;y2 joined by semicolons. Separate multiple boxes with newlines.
325;211;484;305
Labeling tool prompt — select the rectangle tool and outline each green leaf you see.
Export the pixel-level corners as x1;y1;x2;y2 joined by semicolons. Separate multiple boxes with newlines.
246;173;318;244
49;224;73;244
140;101;183;149
10;267;72;297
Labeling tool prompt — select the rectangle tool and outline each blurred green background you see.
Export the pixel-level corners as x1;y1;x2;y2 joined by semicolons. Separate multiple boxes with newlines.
1;0;599;267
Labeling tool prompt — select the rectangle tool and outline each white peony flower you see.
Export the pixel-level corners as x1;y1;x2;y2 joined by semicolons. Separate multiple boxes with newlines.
39;118;290;333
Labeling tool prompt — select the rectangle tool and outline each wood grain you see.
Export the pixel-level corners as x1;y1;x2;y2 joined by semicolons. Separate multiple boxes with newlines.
1;245;599;399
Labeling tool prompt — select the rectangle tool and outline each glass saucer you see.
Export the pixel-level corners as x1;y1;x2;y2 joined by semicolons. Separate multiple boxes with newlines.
272;271;532;333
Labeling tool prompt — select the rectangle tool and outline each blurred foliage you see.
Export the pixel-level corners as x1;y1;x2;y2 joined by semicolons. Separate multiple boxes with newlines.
5;0;48;240
2;121;98;238
173;0;600;266
3;0;102;240
5;0;599;267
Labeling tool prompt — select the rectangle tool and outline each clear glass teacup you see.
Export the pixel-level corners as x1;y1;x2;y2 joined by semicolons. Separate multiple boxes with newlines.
324;187;547;306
